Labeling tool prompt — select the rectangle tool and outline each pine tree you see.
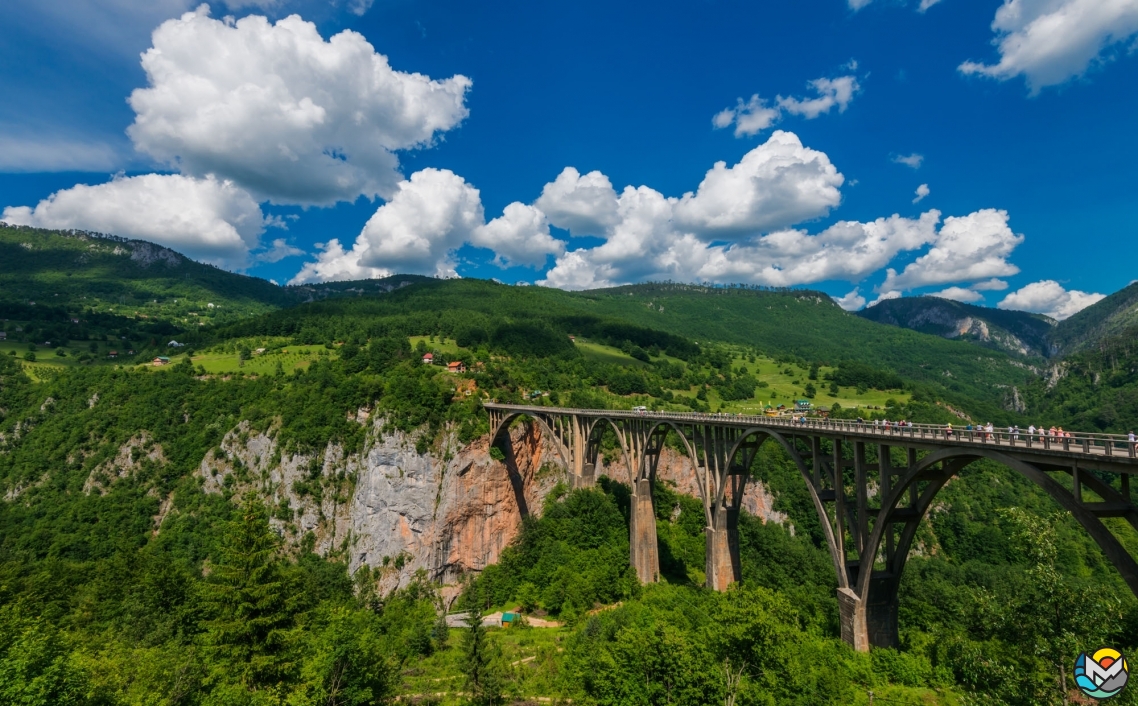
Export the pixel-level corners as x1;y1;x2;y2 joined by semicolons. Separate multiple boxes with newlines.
202;493;293;692
461;612;504;706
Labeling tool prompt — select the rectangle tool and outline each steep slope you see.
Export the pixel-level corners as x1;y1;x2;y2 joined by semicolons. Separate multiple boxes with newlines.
856;296;1055;358
0;225;299;326
1049;281;1138;357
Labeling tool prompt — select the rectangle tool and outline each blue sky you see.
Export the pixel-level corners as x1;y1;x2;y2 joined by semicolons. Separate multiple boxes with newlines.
1;0;1136;319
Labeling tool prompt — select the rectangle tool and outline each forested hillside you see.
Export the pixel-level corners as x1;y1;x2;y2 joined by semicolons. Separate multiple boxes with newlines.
1;229;1137;705
857;296;1055;358
1048;281;1138;357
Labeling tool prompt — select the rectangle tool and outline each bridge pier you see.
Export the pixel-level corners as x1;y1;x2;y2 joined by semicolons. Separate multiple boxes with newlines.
706;504;740;591
630;478;660;583
573;462;596;489
837;588;870;652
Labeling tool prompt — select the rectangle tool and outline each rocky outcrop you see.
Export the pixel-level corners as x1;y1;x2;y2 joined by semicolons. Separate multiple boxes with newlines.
129;241;182;268
84;432;167;495
198;418;566;593
194;418;789;594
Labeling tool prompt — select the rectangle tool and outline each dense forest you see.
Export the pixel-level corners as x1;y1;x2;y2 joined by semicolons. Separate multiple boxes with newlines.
2;229;1138;704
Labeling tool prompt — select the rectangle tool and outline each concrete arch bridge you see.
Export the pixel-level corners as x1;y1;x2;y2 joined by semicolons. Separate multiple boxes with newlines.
486;403;1138;652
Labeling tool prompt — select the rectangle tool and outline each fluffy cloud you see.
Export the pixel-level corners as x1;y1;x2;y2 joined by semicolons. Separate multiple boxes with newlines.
918;0;943;11
998;280;1105;319
287;238;391;285
673;131;844;237
870;290;903;306
540;204;942;291
0;173;268;268
913;184;930;203
290;168;482;283
354;168;483;276
973;278;1010;291
777;76;859;118
834;289;867;311
893;153;924;169
533;167;621;236
471;203;565;268
128;6;471;205
927;286;984;302
880;209;1022;291
959;0;1138;92
712;96;781;138
713;76;859;137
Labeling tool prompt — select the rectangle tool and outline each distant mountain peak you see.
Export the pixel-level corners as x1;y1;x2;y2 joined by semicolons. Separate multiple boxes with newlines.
857;296;1055;358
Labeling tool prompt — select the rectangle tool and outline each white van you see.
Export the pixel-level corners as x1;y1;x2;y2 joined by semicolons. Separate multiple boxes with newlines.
632;405;648;415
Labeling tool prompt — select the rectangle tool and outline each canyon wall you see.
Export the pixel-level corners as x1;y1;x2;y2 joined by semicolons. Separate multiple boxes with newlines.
196;417;786;595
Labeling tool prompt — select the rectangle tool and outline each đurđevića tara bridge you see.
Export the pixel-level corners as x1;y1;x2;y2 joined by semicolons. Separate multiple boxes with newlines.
486;403;1138;652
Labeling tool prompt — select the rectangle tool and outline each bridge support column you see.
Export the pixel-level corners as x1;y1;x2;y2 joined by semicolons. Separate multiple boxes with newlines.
629;478;659;584
866;595;899;649
706;504;740;591
837;588;870;652
573;462;596;489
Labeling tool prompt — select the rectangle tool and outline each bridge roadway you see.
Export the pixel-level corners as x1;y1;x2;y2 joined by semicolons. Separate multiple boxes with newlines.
486;403;1138;652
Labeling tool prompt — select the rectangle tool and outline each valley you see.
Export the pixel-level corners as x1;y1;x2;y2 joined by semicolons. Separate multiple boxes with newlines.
0;228;1136;705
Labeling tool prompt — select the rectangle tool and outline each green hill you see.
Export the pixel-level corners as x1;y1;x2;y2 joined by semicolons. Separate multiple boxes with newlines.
1049;281;1138;357
0;224;299;324
856;295;1055;358
217;279;1032;418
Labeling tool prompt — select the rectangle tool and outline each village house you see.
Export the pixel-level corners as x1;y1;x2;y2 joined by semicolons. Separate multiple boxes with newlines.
107;351;118;358
447;361;466;373
421;352;434;364
153;356;170;366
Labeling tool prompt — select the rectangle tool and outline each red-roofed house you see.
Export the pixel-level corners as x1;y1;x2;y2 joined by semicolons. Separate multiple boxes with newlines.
421;352;434;364
447;361;466;373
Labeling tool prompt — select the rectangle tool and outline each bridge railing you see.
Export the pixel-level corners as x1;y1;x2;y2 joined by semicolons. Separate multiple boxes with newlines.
486;403;1138;460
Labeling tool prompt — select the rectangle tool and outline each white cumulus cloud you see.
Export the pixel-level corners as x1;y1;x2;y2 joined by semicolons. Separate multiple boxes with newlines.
128;5;471;205
533;167;621;236
913;183;930;203
290;168;483;283
471;202;565;268
959;0;1138;93
927;286;984;303
673;131;844;237
713;76;859;137
880;209;1023;291
998;280;1105;319
870;290;903;306
1;173;267;268
834;289;867;311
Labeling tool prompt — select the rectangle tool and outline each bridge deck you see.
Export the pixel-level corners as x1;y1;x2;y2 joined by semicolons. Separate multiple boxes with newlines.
485;403;1138;472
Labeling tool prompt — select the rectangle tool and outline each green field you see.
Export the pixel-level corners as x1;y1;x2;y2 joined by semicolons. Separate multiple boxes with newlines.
399;625;566;703
190;344;331;375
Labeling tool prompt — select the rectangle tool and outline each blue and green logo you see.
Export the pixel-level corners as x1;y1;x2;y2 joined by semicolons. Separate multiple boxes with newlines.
1075;648;1129;700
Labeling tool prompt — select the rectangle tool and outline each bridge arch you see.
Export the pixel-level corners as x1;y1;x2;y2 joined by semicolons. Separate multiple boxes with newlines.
853;447;1138;649
489;411;571;473
722;428;850;590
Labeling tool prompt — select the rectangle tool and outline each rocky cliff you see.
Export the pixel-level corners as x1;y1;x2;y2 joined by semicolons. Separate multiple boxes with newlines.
194;416;786;596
